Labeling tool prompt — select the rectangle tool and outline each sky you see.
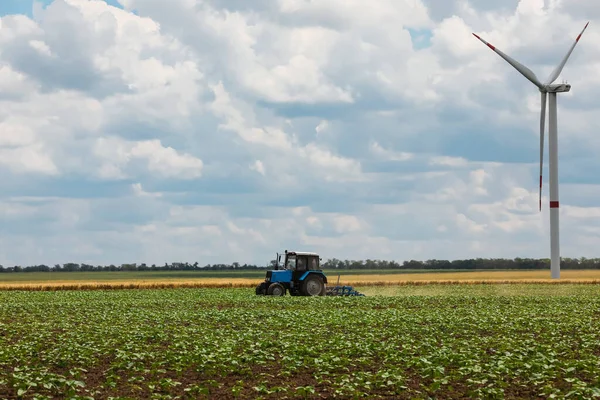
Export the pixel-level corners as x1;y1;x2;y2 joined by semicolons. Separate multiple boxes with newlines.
0;0;599;267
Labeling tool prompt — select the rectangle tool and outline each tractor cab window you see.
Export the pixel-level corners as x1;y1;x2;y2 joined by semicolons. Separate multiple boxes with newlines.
285;255;296;270
309;257;318;270
297;257;307;272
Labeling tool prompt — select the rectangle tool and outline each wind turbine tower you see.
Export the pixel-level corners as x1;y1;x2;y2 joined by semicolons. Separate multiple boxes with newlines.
472;22;590;279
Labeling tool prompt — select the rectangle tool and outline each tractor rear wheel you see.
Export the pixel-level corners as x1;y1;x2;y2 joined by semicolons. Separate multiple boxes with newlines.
255;282;266;295
301;275;325;296
267;282;285;296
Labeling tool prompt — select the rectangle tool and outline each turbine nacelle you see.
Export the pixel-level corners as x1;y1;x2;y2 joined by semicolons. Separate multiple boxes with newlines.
543;83;571;93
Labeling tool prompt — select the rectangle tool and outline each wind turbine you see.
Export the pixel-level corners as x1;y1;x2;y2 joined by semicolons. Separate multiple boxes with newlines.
472;22;589;279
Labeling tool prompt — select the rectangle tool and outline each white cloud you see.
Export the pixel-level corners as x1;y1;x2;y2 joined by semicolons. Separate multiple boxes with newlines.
455;213;488;233
0;65;37;97
28;39;52;56
209;80;362;182
250;160;266;175
564;206;600;219
370;142;414;161
132;183;163;198
315;120;329;134
430;155;469;167
0;0;599;267
0;144;59;175
210;81;293;150
332;215;363;233
278;0;433;30
93;137;204;180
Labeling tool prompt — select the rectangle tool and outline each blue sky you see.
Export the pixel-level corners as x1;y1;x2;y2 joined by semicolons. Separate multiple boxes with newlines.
0;0;122;16
0;0;599;267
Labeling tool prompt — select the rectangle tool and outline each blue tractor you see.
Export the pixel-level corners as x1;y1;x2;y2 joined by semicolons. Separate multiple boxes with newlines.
255;250;364;296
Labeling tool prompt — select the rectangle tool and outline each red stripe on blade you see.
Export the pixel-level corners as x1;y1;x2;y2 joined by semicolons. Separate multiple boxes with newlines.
577;22;590;42
550;201;559;208
486;43;495;50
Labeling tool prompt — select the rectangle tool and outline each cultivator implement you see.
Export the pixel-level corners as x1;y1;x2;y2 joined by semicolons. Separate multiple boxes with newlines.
325;275;365;296
326;285;365;296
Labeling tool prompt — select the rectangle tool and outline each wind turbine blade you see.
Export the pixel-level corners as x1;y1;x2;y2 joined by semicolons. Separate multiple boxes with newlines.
544;22;589;85
472;33;544;89
539;91;547;211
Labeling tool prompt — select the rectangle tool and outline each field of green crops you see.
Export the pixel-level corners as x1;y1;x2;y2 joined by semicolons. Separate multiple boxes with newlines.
1;286;600;399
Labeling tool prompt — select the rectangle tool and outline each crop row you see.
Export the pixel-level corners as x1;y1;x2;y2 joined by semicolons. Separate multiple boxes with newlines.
1;287;600;398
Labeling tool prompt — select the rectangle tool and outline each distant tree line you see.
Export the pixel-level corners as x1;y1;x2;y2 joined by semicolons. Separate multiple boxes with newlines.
1;257;600;273
0;262;263;273
320;257;600;270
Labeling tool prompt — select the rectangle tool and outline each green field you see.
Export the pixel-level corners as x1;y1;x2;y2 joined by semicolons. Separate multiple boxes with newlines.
1;285;600;399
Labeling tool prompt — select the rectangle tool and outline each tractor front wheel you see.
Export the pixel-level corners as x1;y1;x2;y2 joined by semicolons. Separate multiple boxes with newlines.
267;282;285;296
301;275;325;296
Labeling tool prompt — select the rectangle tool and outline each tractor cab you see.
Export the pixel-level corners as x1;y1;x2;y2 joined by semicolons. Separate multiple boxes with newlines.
283;250;320;272
256;250;328;296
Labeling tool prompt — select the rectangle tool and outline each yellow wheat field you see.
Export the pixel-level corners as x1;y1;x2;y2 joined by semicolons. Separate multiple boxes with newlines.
2;270;600;291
